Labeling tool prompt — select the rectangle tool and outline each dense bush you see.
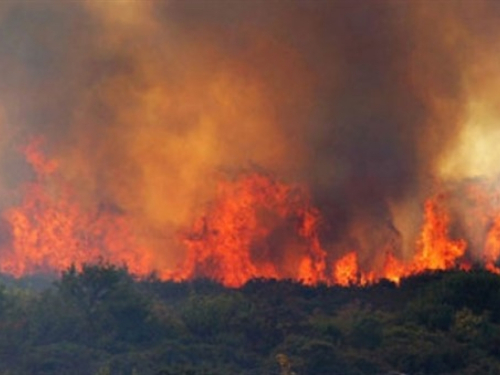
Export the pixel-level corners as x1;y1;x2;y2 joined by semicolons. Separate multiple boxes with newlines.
0;267;498;374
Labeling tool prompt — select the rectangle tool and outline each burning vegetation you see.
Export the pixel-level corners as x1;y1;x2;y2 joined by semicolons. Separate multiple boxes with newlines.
0;139;500;287
0;1;500;287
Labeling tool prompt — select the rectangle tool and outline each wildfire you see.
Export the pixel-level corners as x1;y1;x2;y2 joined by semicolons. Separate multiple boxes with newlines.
382;252;407;284
0;139;152;276
179;173;327;287
484;217;500;274
333;251;358;286
375;196;468;284
413;196;467;272
0;139;500;286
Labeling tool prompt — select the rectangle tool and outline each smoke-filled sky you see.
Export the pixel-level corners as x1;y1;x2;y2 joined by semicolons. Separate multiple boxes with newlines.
1;0;500;267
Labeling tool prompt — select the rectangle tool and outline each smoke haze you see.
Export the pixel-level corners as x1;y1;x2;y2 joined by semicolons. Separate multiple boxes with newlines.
1;0;500;269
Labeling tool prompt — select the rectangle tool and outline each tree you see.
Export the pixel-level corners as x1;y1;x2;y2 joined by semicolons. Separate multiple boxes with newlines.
57;263;155;344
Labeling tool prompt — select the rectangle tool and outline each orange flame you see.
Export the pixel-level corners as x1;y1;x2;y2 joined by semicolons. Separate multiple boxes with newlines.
382;251;407;284
484;216;500;274
333;251;358;286
1;139;500;286
412;196;467;272
178;173;327;287
0;139;152;276
377;196;467;284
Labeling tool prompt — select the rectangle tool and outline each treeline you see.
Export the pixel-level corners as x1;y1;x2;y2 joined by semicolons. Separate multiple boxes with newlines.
0;265;499;374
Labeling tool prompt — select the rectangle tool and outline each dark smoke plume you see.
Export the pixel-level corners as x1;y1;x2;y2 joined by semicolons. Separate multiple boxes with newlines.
0;0;499;267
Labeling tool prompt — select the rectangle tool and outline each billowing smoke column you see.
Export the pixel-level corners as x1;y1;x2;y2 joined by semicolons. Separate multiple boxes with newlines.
0;1;500;285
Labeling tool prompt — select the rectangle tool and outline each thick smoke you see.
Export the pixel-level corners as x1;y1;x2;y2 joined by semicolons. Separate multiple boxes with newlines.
0;0;499;268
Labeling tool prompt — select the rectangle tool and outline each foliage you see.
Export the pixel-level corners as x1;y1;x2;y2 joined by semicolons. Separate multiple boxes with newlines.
0;267;498;374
